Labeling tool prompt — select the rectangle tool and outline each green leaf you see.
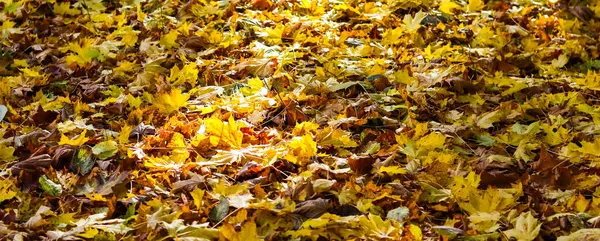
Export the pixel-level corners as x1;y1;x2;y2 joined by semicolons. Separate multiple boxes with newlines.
92;140;118;160
209;196;229;223
386;206;409;224
475;135;496;147
511;122;540;135
0;104;7;121
70;148;95;175
329;81;360;92
39;175;63;196
432;226;464;239
418;182;451;203
3;0;22;14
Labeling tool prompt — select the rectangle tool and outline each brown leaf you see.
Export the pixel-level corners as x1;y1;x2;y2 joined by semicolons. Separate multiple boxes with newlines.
348;155;376;175
332;204;362;217
532;145;558;173
129;122;156;140
235;161;264;182
569;5;594;21
293;198;329;219
282;22;303;40
251;0;272;10
14;130;51;147
31;106;58;126
10;154;52;172
183;36;207;51
95;171;131;195
173;173;206;192
370;75;391;91
530;145;573;189
52;145;76;162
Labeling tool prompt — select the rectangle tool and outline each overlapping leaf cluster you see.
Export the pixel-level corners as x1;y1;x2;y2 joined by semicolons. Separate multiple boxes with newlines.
1;0;600;240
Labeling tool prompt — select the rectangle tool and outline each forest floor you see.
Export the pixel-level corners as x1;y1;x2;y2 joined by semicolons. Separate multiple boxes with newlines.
1;0;600;240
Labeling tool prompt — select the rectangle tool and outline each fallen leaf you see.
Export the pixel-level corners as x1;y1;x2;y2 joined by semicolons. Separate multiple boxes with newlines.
58;130;89;147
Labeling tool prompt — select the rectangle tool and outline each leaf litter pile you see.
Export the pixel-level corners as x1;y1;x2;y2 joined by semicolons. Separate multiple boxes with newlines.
2;0;600;240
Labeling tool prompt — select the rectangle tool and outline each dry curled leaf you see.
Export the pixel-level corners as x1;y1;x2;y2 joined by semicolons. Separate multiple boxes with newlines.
10;154;52;172
292;198;329;219
569;5;594;21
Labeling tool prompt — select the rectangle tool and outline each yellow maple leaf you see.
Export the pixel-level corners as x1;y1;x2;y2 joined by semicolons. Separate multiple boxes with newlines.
53;2;81;16
576;71;600;90
439;0;463;14
408;224;423;241
467;0;484;12
459;183;523;215
78;228;99;239
413;122;429;139
154;89;190;115
292;121;320;136
167;63;199;87
381;28;404;46
579;138;600;156
476;110;503;129
126;94;142;109
168;132;190;163
190;188;205;210
58;130;89;146
317;127;358;148
12;59;28;68
204;115;245;148
0;144;17;162
260;23;284;45
424;42;454;61
359;214;401;239
204;30;223;44
285;134;317;164
85;193;107;201
143;155;185;170
416;132;446;150
1;20;22;39
160;30;180;49
136;2;146;23
378;166;407;175
0;179;16;203
220;221;259;241
118;125;133;144
468;211;501;233
540;123;571;146
64;38;101;67
503;212;541;241
450;171;481;201
423;151;458;166
567;194;590;213
113;60;139;78
20;67;45;78
239;77;266;96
